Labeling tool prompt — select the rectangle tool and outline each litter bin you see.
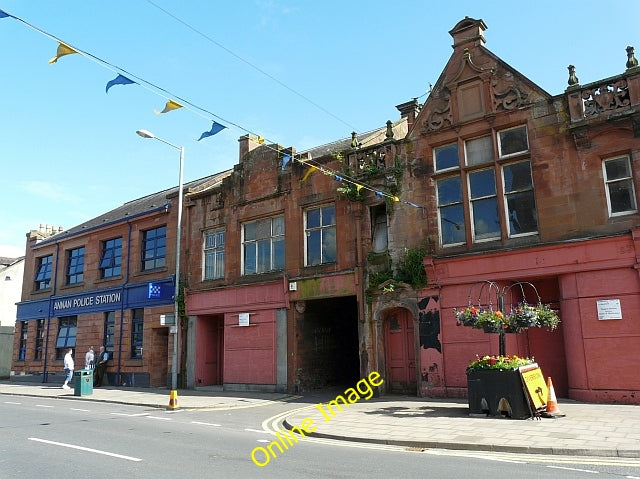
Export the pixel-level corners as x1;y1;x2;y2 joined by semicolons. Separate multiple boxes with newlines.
73;369;93;396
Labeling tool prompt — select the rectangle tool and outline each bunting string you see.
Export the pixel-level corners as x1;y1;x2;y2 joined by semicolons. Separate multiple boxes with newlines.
0;7;427;210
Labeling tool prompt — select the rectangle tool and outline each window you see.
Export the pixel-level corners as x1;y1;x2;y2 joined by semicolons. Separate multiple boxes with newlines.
498;125;529;158
242;216;284;274
104;311;115;359
434;143;459;171
35;255;53;291
66;246;85;285
18;321;27;361
204;229;225;280
305;204;336;266
100;237;122;278
371;205;388;253
465;136;493;166
603;156;637;216
468;169;500;241
35;319;45;360
503;161;538;235
434;125;538;246
142;226;166;271
436;176;466;245
131;309;144;359
56;316;77;359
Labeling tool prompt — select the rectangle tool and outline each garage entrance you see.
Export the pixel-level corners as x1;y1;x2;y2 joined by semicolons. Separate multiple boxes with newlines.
296;296;359;390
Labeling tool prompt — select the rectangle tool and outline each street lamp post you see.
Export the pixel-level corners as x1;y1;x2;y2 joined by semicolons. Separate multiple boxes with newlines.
136;129;183;392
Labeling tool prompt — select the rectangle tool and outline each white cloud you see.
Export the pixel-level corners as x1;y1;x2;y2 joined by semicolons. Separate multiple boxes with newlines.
0;244;25;258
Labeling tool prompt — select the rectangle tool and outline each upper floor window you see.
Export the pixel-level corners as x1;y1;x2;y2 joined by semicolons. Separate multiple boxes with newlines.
204;229;225;280
35;255;53;290
435;125;537;246
56;316;77;359
503;161;538;235
242;216;284;275
434;143;459;172
100;237;122;278
305;204;336;266
498;125;529;158
603;155;637;216
142;226;166;271
66;246;85;285
468;169;500;241
370;204;388;253
436;176;466;245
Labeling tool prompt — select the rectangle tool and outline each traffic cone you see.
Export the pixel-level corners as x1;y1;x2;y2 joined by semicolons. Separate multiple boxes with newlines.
542;377;565;418
168;389;179;410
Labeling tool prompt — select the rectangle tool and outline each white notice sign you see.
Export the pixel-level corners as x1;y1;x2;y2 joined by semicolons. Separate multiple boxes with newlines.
596;299;622;320
238;313;250;326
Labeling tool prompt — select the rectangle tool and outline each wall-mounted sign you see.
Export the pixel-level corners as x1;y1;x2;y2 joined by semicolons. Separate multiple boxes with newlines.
596;299;622;320
239;313;250;326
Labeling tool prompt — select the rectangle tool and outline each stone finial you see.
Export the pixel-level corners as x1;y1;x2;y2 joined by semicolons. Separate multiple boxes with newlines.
626;46;638;69
350;131;358;148
567;65;579;86
385;120;394;140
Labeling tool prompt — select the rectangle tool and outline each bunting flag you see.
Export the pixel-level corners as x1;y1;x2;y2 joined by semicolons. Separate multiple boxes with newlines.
355;183;363;192
301;165;317;182
334;175;343;182
105;74;135;93
49;43;78;64
197;121;226;141
281;154;291;170
392;196;400;202
154;99;183;114
375;191;384;198
257;136;265;144
0;9;10;18
405;201;422;208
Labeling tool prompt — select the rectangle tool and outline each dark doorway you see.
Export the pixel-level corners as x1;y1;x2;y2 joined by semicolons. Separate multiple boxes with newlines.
296;296;359;390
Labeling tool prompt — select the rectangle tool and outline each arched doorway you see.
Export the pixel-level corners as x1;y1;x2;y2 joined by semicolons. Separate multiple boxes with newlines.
384;308;416;394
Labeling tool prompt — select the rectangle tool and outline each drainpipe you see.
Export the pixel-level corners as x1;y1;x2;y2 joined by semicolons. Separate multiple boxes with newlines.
116;220;133;386
42;242;60;383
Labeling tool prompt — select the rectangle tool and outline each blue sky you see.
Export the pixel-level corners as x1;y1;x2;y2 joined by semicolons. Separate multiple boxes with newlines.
1;1;638;257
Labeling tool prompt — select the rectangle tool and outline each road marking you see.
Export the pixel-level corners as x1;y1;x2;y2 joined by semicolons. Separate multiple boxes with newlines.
70;408;90;412
257;439;270;443
146;416;171;421
3;401;21;405
245;428;271;434
28;437;142;462
110;412;149;417
547;465;598;474
191;421;221;427
478;456;526;464
35;405;53;408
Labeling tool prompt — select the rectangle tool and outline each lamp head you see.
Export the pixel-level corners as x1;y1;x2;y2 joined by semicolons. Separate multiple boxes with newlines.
136;129;155;139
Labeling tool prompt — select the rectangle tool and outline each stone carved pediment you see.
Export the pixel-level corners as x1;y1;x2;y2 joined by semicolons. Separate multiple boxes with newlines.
491;66;531;111
421;87;452;133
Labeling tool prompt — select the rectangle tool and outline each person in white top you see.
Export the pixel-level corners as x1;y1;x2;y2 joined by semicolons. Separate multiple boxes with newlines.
62;348;74;389
85;346;95;369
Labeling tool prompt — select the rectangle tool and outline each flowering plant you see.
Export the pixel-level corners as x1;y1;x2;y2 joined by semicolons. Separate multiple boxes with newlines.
454;306;506;330
508;302;560;330
467;354;535;372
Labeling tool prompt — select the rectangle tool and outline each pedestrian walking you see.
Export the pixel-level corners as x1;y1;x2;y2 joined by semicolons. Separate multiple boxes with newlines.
62;348;74;389
93;346;108;387
85;346;95;370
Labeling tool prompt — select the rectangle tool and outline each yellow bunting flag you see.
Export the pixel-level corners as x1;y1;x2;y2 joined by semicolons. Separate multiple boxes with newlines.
49;43;77;64
355;183;363;192
257;136;265;144
154;99;183;114
301;165;317;182
392;196;400;202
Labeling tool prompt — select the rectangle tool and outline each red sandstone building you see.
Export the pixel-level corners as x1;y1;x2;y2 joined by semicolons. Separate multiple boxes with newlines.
13;18;640;403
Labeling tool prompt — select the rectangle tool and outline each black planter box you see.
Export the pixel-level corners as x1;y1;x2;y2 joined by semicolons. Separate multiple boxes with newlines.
467;368;532;419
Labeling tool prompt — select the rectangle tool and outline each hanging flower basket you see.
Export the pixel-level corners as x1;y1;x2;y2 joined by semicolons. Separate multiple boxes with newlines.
507;302;560;331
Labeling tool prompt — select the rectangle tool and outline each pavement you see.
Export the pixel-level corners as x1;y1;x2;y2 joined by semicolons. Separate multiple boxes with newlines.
1;380;639;459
